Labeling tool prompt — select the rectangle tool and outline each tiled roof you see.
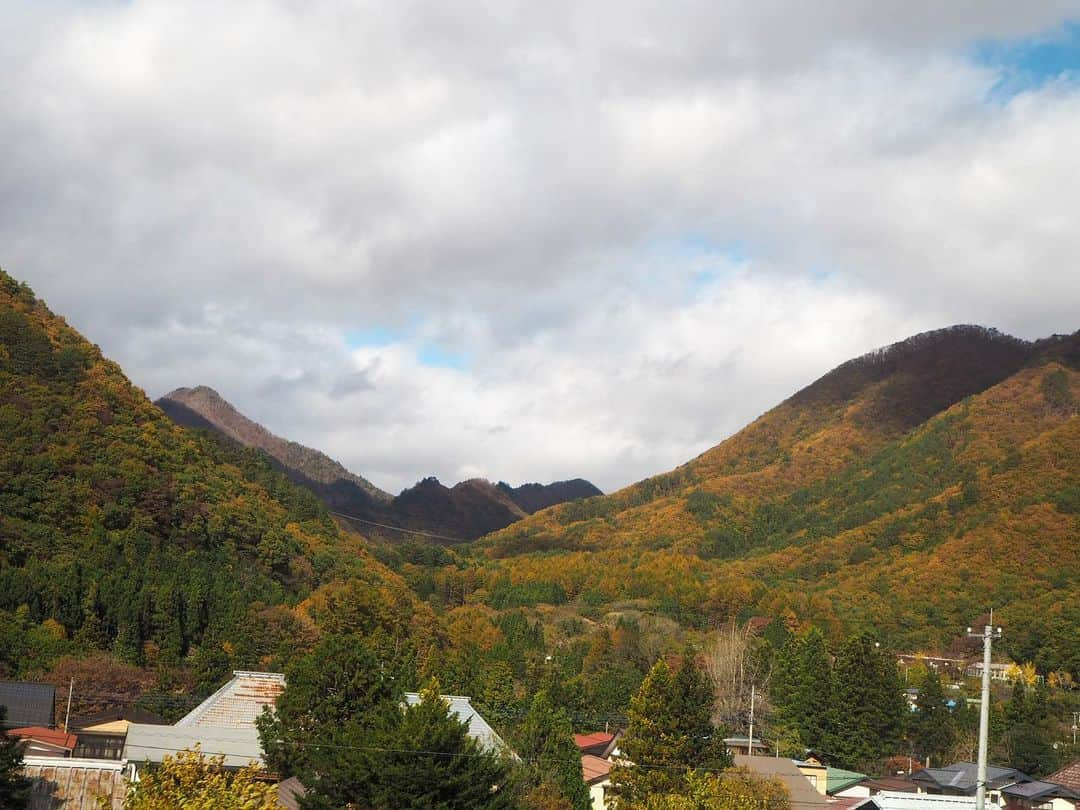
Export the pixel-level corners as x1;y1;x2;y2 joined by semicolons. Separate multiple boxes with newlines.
0;681;55;728
1048;759;1080;791
176;671;285;729
581;754;612;784
574;732;615;751
22;756;127;810
403;693;508;753
9;726;77;751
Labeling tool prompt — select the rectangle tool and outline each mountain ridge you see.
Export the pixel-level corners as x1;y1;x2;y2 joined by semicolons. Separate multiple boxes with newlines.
156;386;603;542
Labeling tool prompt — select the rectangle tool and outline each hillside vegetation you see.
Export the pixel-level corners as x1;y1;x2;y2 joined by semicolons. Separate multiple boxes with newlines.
0;270;430;682
467;327;1079;676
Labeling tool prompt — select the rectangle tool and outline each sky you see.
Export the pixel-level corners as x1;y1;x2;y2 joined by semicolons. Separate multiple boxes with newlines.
2;1;1079;495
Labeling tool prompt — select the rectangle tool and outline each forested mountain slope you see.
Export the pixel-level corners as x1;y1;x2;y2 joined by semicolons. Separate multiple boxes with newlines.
158;386;603;541
473;326;1080;675
0;270;430;680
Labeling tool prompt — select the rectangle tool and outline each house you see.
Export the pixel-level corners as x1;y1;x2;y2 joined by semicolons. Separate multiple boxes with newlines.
1000;780;1079;810
793;755;830;795
828;767;871;798
124;672;510;776
7;726;77;758
0;681;56;728
733;754;828;807
965;662;1015;682
21;755;128;809
276;776;307;810
723;734;770;755
574;731;622;809
852;791;1002;809
123;671;286;771
910;762;1031;806
582;754;613;810
1047;762;1080;794
574;731;622;759
71;707;168;760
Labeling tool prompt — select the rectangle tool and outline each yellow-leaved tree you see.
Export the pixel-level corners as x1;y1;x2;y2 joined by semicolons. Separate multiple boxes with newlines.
642;769;791;809
106;746;278;810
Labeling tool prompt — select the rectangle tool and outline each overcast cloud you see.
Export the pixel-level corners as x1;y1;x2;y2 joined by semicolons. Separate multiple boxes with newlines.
2;1;1078;493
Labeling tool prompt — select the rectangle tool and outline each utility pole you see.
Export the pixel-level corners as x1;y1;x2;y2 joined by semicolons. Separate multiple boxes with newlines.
1071;712;1079;746
967;621;1002;810
64;677;74;732
748;683;755;755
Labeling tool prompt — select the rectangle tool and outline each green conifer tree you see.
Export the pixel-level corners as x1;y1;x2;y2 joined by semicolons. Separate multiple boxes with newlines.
911;668;954;764
828;633;905;770
612;653;732;807
518;690;590;810
0;706;31;809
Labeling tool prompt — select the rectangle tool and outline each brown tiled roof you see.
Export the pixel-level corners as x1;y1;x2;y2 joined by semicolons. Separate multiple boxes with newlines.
734;755;828;807
575;732;615;751
9;726;77;751
1048;759;1080;791
582;754;612;784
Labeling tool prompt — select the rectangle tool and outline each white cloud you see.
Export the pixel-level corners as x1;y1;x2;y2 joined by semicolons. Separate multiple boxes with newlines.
1;0;1077;492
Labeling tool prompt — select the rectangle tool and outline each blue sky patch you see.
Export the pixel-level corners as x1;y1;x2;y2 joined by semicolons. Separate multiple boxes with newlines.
417;344;469;370
345;326;399;349
974;21;1080;100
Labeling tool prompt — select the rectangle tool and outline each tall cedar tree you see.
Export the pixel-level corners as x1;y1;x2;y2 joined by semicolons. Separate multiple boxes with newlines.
518;690;591;810
773;629;833;752
612;654;732;807
1003;678;1059;777
827;633;905;771
0;707;31;809
378;680;516;810
911;668;954;764
258;635;513;809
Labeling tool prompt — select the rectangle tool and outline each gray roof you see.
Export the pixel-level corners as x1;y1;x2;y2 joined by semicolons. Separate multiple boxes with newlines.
176;671;285;729
123;723;265;769
123;671;284;769
0;681;55;728
733;754;828;807
1001;779;1080;800
911;761;1029;793
404;693;508;753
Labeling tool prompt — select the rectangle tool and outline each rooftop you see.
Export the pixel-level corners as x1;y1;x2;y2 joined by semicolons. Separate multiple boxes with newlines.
852;791;1001;809
910;761;1029;793
582;754;612;784
403;692;508;753
1047;759;1080;792
0;681;56;728
22;756;127;810
175;671;285;730
734;755;828;807
8;726;77;751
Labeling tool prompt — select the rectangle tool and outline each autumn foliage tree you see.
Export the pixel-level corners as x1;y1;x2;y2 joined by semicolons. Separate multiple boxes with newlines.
113;746;277;809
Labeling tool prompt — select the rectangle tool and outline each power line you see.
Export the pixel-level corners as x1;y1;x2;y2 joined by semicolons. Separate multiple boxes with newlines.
328;510;470;543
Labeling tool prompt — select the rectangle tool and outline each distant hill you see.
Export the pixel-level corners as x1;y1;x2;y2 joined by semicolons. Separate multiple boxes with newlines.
475;325;1080;677
0;269;427;680
497;479;603;514
157;385;392;503
156;387;603;542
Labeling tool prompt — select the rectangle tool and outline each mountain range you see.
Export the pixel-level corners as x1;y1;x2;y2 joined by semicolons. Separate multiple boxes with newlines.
1;264;1077;683
155;385;602;541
